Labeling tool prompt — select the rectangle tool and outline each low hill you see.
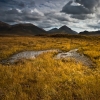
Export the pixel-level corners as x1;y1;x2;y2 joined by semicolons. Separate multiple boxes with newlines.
79;31;100;35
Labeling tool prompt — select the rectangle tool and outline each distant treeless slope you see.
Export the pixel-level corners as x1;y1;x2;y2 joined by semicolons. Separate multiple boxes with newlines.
48;25;77;34
0;21;47;36
0;21;11;31
79;31;100;35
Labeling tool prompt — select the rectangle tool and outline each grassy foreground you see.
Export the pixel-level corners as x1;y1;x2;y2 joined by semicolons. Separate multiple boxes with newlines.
0;36;100;100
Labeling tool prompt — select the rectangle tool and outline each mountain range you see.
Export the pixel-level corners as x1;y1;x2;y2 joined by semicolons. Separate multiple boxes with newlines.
0;21;100;36
0;21;78;36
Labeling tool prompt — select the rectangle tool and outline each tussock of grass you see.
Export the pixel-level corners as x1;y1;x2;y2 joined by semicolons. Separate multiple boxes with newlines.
0;36;100;100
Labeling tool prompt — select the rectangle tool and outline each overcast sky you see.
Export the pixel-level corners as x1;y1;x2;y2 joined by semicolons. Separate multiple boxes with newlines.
0;0;100;32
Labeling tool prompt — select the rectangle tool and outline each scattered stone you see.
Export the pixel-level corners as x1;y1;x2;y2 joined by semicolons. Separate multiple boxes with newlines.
1;48;96;68
55;49;95;68
1;49;59;64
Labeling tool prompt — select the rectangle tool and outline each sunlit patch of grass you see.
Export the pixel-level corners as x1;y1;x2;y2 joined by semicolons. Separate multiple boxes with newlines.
0;36;100;100
0;53;100;100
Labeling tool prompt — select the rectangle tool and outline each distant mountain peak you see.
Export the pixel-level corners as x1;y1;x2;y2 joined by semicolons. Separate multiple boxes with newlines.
48;25;77;34
59;25;71;31
60;25;68;28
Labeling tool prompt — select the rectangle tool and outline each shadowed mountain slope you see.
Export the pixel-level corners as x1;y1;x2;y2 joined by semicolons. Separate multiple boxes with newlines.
0;21;47;36
48;25;77;34
0;21;11;31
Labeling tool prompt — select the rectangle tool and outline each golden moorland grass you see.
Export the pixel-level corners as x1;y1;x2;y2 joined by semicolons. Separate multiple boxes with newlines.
0;36;100;100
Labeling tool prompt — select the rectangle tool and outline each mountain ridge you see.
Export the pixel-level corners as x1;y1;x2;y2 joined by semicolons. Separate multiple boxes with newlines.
48;25;77;34
79;30;100;35
1;21;100;36
0;21;47;36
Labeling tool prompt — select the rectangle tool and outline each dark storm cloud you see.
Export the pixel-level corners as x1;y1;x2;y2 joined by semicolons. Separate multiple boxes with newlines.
45;12;71;22
5;9;20;14
0;0;44;23
0;0;68;24
0;0;22;8
0;0;35;9
0;10;22;23
0;8;44;23
75;0;99;9
61;1;90;14
22;9;44;21
61;0;100;15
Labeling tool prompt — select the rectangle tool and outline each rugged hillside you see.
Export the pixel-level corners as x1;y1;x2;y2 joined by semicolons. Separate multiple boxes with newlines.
48;25;77;34
10;23;46;35
0;21;11;31
0;21;47;36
